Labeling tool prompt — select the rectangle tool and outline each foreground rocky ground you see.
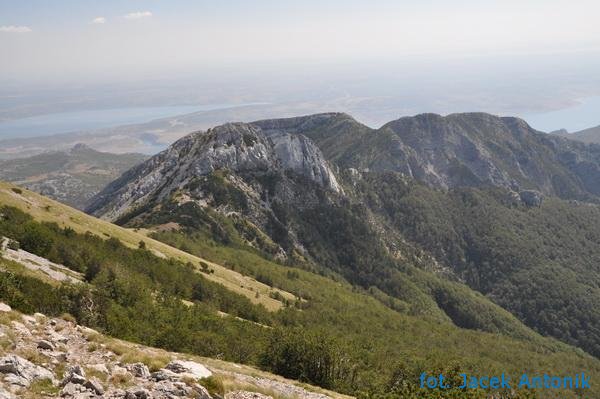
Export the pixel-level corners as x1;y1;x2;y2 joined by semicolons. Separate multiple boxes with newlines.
0;303;342;399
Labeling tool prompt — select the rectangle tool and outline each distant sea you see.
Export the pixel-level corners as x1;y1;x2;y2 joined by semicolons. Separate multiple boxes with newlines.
0;104;247;139
523;95;600;133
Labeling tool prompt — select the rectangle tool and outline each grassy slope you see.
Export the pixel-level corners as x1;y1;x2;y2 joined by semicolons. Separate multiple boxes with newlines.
148;230;600;399
5;181;600;397
0;181;294;311
0;307;352;399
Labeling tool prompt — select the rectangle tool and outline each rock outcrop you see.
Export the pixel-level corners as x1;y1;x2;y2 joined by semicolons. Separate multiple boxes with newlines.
519;190;543;207
0;304;336;399
87;122;340;221
0;354;54;388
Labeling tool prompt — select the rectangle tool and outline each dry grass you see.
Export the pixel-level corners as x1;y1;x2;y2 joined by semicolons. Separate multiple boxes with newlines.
109;371;133;387
0;329;16;353
221;378;299;399
0;311;21;326
59;313;77;324
85;366;109;382
120;349;170;372
15;347;49;366
98;334;172;372
0;181;294;311
87;342;99;352
24;378;60;397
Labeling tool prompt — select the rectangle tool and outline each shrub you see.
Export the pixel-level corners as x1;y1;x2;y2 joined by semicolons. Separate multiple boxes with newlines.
259;328;350;389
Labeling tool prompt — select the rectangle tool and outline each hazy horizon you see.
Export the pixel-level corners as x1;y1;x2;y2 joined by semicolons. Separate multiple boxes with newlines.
2;0;600;137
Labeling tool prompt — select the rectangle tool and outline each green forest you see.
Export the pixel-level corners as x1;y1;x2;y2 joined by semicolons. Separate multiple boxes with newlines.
2;204;599;398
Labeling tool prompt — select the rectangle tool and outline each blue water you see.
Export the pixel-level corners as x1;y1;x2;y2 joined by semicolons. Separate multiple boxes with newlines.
0;104;244;139
523;95;600;133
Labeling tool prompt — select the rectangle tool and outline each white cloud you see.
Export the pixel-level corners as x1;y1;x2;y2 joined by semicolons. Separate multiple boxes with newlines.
0;25;32;33
124;11;152;20
91;17;106;24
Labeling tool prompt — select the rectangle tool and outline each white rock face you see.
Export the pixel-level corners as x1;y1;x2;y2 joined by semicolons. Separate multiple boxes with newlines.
0;303;11;313
165;359;213;379
0;237;84;284
87;121;341;221
269;132;341;193
0;354;54;387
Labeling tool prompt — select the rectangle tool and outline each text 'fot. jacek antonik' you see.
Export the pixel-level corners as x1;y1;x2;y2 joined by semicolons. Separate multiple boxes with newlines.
419;372;590;390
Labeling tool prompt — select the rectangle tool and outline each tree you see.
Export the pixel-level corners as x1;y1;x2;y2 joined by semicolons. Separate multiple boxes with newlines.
20;222;53;256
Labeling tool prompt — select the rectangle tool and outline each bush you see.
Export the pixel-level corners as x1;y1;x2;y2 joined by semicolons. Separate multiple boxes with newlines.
20;223;54;256
260;328;350;389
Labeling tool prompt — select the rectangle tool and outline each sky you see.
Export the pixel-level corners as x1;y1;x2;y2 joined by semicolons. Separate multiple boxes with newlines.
1;0;600;132
2;0;599;83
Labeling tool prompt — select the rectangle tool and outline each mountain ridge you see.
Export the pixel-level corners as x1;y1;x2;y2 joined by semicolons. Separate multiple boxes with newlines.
554;124;600;144
250;111;600;201
86;121;341;222
83;111;600;364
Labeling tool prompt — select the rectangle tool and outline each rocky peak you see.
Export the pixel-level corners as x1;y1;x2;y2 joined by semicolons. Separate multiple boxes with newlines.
87;121;340;220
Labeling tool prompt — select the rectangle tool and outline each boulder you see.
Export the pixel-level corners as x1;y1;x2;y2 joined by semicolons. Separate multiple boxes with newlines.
0;386;17;399
154;380;193;397
519;190;543;207
88;363;109;375
60;382;86;397
50;332;69;344
0;303;11;313
125;387;150;399
49;351;68;362
192;383;213;399
3;374;30;387
150;368;179;382
37;339;56;351
165;359;212;379
10;321;31;337
21;315;37;325
61;364;86;386
126;362;150;378
84;377;104;395
0;354;54;387
33;312;46;320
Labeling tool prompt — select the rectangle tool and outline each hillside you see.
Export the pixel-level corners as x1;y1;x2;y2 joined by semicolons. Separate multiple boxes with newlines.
0;303;347;399
84;112;600;366
5;183;600;398
554;125;600;144
0;181;295;311
0;144;146;209
255;112;600;201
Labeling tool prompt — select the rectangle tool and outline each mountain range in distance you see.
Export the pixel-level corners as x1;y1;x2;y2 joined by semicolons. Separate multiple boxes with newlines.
2;99;598;162
553;124;600;144
0;144;147;209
